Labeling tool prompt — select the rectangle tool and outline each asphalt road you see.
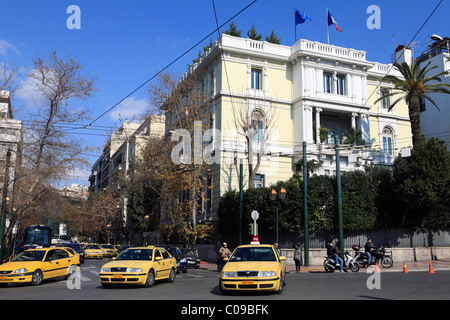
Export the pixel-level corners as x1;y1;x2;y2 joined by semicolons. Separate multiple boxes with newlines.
1;258;449;301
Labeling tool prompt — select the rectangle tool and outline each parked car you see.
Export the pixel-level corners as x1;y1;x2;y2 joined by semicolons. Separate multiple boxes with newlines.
163;246;187;273
181;248;201;269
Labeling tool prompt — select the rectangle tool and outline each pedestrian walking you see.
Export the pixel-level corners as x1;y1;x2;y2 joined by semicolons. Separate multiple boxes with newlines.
293;243;301;273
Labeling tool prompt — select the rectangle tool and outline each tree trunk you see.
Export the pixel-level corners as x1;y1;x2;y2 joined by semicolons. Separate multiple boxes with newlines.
408;98;422;147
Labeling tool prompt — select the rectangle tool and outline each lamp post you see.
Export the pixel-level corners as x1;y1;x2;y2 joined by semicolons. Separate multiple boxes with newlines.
270;187;286;244
144;214;149;246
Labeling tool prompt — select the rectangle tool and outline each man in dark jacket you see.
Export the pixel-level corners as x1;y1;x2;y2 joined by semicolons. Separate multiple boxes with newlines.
364;238;376;266
326;239;344;272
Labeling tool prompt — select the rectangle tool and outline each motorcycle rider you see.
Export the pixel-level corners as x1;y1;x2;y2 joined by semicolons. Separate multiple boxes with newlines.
326;238;344;272
364;238;376;266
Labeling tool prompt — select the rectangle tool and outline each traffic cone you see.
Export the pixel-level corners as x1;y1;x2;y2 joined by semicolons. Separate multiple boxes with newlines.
375;262;380;272
428;261;435;274
403;262;408;273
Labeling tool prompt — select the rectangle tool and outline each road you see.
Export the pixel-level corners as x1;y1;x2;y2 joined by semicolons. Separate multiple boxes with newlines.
1;258;449;301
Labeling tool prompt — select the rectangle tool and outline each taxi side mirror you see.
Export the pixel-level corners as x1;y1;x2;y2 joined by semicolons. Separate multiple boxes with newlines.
155;256;162;261
223;257;229;262
279;256;286;261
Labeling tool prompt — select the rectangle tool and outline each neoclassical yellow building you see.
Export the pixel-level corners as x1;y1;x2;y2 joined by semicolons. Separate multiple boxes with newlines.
164;34;412;224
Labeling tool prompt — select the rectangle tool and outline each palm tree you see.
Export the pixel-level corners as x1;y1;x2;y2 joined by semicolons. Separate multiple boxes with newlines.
375;60;450;147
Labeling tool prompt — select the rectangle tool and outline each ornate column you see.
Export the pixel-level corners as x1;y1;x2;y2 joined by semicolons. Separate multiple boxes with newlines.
315;108;322;144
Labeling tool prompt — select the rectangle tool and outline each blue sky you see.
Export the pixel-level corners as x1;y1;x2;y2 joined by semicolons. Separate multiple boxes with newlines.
0;0;448;186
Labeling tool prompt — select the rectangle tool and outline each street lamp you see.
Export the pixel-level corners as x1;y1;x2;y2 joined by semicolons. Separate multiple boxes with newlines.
270;187;286;243
144;215;149;246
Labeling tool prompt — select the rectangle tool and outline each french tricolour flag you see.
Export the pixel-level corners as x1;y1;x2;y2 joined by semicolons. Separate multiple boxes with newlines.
327;10;342;32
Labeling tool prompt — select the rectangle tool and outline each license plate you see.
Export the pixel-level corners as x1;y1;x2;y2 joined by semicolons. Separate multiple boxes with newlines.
241;281;254;285
113;274;123;278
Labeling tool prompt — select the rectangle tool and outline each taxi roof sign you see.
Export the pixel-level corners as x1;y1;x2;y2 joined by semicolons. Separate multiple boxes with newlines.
251;235;260;245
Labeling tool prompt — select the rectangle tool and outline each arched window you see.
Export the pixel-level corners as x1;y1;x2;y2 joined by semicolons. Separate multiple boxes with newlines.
381;127;394;156
251;110;265;142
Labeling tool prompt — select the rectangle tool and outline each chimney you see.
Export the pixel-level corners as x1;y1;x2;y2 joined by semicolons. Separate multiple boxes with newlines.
394;45;412;65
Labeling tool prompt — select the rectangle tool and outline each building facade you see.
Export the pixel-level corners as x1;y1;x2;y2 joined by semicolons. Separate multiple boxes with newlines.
163;34;413;228
88;115;165;231
0;91;23;192
417;35;450;149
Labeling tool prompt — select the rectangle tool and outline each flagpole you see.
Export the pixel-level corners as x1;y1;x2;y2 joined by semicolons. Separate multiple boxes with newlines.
327;8;330;45
294;8;297;43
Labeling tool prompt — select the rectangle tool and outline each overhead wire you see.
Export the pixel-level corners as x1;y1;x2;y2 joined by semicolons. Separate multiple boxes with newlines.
64;0;259;133
358;0;445;114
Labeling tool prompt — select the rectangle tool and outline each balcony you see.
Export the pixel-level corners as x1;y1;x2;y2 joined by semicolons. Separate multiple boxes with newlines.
291;39;369;64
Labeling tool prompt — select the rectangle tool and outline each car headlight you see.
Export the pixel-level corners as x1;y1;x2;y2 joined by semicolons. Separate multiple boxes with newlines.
222;271;237;278
100;267;110;273
14;268;28;274
260;271;277;277
180;258;187;263
128;268;143;273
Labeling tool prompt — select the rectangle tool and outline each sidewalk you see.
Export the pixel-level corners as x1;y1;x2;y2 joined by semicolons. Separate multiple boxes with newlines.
199;260;450;273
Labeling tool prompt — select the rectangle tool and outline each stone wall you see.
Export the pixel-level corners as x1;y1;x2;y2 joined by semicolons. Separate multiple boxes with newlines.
197;244;450;266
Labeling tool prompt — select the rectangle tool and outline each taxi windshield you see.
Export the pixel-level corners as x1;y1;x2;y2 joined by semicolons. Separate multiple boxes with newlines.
116;249;153;261
86;245;100;249
229;247;276;262
101;245;113;249
13;250;46;262
165;247;182;255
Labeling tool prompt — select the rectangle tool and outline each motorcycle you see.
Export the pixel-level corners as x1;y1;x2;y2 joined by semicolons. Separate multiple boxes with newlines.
324;250;360;273
352;245;394;268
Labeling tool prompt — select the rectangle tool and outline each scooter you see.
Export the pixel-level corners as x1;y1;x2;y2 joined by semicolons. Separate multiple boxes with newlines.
352;245;394;268
324;251;360;273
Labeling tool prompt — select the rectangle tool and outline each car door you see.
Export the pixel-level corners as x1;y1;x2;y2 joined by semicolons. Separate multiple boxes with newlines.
55;249;72;276
42;249;61;279
160;249;173;278
153;249;165;279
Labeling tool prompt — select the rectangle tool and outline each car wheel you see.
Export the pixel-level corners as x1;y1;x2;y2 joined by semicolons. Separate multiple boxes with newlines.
31;270;43;286
168;268;176;283
276;277;284;294
145;270;155;288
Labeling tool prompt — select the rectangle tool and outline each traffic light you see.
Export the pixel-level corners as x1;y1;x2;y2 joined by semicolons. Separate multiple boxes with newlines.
249;223;258;235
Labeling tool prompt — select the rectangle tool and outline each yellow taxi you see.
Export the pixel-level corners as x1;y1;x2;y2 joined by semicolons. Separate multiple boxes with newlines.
219;244;286;294
0;248;79;286
100;244;117;257
99;246;176;288
84;244;104;259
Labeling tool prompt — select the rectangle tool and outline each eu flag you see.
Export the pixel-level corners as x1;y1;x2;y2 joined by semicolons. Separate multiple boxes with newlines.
295;9;312;25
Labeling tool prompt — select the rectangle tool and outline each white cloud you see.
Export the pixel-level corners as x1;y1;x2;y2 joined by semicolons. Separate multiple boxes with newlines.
16;74;45;108
110;96;150;121
0;39;20;56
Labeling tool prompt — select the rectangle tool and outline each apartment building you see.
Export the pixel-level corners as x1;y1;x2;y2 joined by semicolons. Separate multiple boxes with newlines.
88;115;165;231
417;35;450;149
89;115;165;195
0;91;23;190
163;34;413;225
